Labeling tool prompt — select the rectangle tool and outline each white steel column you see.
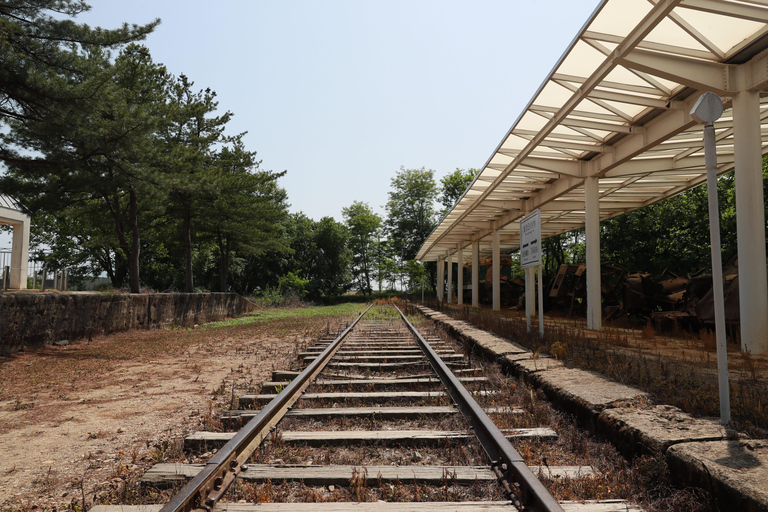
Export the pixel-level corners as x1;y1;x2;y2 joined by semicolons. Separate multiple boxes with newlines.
447;252;453;303
457;245;464;305
472;239;479;307
585;176;602;330
492;225;500;311
525;267;534;332
537;265;544;337
10;221;30;290
437;258;445;302
733;89;768;354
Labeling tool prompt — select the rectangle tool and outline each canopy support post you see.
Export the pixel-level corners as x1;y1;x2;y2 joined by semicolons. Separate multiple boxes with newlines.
437;257;445;302
492;224;500;311
447;252;453;304
457;245;464;305
733;89;768;355
472;238;479;307
585;176;602;330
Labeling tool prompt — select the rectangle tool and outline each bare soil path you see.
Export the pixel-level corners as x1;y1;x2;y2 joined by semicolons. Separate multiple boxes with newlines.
0;311;349;511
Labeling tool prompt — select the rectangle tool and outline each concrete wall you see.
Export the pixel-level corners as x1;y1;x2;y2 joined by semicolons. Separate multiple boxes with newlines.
0;292;257;355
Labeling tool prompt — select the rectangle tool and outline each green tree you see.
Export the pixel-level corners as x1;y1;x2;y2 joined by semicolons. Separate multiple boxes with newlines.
542;229;584;276
278;271;308;298
284;212;317;282
385;166;438;261
601;172;739;277
202;142;290;292
403;258;429;293
1;44;170;292
0;1;157;137
158;74;232;292
342;201;382;296
438;168;479;215
309;216;352;298
282;213;352;299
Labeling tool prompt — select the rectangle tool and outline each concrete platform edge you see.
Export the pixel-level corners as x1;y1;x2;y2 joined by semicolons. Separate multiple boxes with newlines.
414;305;768;512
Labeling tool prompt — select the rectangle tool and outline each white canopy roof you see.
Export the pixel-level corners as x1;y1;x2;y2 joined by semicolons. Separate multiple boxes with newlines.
418;0;768;262
0;194;24;214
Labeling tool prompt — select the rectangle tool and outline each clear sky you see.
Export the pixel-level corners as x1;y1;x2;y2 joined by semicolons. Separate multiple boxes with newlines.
1;0;601;250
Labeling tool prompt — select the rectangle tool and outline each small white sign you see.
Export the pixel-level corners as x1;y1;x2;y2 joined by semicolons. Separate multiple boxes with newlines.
520;209;542;268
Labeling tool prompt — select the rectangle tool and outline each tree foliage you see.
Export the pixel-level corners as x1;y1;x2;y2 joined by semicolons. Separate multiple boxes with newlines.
385;166;438;261
1;33;292;294
601;172;741;277
1;44;171;292
342;201;382;296
438;167;479;215
0;0;158;131
203;142;290;292
282;213;351;300
158;73;232;292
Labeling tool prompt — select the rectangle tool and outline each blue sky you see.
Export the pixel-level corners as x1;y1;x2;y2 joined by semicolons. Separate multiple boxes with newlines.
2;0;600;249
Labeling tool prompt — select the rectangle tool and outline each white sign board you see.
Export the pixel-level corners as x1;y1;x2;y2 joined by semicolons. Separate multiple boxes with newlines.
520;209;542;269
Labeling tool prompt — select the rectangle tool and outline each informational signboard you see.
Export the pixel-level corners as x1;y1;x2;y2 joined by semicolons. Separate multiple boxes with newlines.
520;209;541;268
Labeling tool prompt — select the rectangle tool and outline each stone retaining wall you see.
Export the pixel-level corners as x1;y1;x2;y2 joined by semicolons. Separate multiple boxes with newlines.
0;292;257;355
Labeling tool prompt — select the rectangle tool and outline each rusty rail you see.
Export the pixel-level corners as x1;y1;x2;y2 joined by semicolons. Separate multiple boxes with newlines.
396;305;565;512
160;305;372;512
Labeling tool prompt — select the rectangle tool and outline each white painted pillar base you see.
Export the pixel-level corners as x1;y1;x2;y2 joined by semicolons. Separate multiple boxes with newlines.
457;246;464;305
447;253;453;304
492;228;500;311
472;240;479;307
733;89;768;354
585;176;602;330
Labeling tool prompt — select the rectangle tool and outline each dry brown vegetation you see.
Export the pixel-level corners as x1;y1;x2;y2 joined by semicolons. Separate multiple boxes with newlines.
0;309;359;512
0;302;723;512
428;302;768;436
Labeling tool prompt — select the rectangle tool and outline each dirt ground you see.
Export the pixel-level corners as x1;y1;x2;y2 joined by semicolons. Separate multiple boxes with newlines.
0;316;325;511
3;303;763;511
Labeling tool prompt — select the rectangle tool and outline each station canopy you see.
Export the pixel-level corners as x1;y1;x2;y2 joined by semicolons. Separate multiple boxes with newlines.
417;0;768;262
0;194;24;214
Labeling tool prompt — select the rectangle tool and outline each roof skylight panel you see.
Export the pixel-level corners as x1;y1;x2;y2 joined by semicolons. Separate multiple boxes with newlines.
674;1;768;55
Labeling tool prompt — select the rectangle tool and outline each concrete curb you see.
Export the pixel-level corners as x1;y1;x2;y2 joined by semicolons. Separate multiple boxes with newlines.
414;305;768;512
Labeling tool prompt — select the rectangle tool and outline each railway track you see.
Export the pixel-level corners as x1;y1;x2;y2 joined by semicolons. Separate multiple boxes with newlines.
92;304;641;512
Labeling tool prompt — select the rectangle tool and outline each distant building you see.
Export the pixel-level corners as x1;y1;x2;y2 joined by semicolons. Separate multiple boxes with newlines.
0;195;30;289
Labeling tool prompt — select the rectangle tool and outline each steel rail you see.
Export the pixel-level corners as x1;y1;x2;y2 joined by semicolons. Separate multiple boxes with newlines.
396;305;564;512
160;305;372;512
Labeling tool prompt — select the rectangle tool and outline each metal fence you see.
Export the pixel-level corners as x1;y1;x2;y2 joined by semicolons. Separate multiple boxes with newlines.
0;249;68;291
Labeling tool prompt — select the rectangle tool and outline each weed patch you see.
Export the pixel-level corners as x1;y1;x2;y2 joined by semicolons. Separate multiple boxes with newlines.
425;303;768;433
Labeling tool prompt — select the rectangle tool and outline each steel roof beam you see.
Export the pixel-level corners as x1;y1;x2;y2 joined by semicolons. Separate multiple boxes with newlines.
552;72;666;95
604;152;736;177
582;29;719;61
618;49;732;94
560;118;635;133
680;0;768;22
515;156;584;177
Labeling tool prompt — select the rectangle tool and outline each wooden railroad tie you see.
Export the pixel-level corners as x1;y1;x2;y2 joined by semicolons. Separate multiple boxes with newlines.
92;499;643;511
239;390;498;407
185;428;558;449
221;405;525;426
142;462;598;486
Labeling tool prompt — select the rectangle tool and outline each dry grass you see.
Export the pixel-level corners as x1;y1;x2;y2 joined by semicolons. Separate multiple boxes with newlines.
427;302;768;435
0;306;364;512
7;302;717;511
226;477;503;504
